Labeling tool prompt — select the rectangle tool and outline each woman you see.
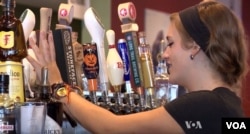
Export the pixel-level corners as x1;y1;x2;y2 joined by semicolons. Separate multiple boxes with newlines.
26;1;248;133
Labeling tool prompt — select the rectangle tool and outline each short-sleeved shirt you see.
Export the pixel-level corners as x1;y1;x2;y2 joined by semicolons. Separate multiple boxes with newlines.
164;87;244;134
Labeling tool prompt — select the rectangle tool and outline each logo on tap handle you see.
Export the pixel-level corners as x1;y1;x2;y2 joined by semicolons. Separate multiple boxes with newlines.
118;2;137;22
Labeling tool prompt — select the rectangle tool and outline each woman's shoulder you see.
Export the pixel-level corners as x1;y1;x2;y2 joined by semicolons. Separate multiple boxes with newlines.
164;87;244;133
186;87;241;107
177;87;239;102
165;86;243;117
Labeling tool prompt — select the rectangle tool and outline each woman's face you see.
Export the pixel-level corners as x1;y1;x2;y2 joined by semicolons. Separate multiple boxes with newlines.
163;22;192;85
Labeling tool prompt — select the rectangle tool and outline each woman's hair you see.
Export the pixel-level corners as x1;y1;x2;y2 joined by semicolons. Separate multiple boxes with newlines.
170;1;249;95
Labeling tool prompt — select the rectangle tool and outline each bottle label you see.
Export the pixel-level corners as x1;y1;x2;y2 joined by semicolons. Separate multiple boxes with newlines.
117;40;130;81
0;108;15;134
0;31;14;49
72;42;83;64
0;119;15;133
82;43;99;80
0;61;25;102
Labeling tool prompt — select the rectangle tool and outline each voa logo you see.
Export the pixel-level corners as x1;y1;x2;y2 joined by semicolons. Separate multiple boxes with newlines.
185;121;202;129
226;122;246;129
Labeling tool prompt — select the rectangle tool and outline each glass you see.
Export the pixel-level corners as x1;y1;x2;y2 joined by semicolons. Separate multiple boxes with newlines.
15;102;46;134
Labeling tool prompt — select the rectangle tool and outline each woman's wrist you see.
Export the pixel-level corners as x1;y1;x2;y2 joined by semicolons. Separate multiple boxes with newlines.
51;82;73;103
51;82;83;103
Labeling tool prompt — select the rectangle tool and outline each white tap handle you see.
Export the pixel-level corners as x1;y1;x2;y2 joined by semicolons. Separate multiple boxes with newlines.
106;30;115;46
19;9;36;43
40;7;52;34
106;29;124;87
22;48;37;97
84;7;109;91
84;7;105;43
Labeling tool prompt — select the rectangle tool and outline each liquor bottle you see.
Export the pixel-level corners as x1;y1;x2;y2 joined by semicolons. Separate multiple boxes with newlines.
138;31;156;109
38;67;63;133
0;0;27;102
0;74;15;134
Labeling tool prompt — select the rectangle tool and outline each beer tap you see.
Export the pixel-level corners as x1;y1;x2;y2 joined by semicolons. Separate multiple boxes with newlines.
117;39;135;114
106;30;124;114
82;43;99;105
118;2;145;112
84;7;110;104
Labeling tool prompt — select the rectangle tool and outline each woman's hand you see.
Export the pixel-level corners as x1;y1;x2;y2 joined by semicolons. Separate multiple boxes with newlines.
26;31;63;85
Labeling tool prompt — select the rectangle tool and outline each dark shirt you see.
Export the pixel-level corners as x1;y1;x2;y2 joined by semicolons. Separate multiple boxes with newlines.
165;87;244;134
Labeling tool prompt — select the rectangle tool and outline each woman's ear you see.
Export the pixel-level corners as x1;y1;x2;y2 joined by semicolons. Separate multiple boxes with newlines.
190;42;201;58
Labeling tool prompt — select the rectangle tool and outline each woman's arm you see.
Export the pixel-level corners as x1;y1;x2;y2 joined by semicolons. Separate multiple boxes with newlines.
60;92;184;134
26;31;184;134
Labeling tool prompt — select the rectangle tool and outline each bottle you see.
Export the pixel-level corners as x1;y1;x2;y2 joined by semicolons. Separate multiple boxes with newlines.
138;31;156;109
39;67;63;133
71;32;84;89
154;40;171;105
0;0;27;102
0;74;16;134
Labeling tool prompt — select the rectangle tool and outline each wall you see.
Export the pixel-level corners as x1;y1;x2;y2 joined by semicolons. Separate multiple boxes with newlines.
111;0;250;116
111;0;200;40
241;0;250;117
